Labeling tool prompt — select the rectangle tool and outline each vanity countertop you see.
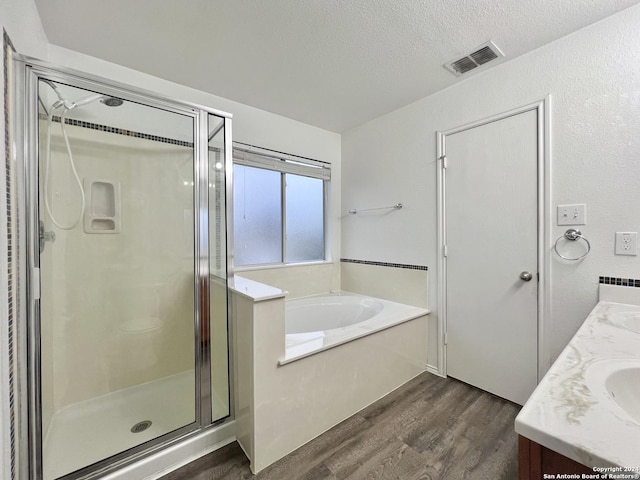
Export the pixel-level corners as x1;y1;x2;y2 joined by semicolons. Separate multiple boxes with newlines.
515;300;640;469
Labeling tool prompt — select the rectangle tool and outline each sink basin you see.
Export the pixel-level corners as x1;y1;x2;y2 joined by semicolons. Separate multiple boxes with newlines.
611;312;640;334
586;359;640;425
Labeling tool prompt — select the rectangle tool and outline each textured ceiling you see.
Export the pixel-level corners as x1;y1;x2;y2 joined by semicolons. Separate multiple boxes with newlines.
35;0;640;132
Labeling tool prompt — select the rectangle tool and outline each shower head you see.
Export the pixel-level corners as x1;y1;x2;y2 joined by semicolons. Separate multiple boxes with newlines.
101;97;124;107
70;94;124;109
41;80;125;110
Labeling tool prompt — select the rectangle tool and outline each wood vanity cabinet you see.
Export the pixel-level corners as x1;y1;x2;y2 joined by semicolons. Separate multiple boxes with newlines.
519;436;594;479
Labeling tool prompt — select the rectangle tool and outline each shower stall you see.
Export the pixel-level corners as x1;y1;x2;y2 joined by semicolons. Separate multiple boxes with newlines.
11;55;233;480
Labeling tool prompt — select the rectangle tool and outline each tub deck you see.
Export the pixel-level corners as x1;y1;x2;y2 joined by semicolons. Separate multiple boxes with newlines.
281;291;430;365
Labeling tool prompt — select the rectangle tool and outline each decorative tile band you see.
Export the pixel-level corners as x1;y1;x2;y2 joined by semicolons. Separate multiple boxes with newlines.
340;258;428;271
41;113;194;148
599;276;640;287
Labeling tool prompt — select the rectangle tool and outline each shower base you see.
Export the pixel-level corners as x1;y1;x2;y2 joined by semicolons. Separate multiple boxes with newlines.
43;371;195;480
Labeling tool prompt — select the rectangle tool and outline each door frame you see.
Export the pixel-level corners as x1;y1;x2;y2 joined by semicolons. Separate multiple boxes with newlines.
436;97;552;382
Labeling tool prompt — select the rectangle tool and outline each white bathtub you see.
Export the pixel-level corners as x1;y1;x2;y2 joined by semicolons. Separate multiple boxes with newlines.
282;291;429;364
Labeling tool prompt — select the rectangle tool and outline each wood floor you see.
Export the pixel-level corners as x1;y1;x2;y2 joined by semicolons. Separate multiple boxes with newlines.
161;372;520;480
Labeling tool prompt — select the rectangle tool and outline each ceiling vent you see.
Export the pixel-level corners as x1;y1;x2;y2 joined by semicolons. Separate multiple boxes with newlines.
444;41;504;76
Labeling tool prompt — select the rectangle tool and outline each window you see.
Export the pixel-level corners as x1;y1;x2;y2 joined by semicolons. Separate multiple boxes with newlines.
233;144;329;267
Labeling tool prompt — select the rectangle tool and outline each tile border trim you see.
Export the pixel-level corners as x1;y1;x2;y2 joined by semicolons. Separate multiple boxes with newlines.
340;258;428;271
42;113;194;148
599;276;640;288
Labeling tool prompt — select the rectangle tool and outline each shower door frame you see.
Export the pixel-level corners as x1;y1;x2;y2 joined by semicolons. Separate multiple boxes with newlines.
12;55;235;480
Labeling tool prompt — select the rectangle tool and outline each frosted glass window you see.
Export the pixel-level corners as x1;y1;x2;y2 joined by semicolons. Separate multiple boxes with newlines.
285;174;324;263
232;147;329;267
234;165;282;265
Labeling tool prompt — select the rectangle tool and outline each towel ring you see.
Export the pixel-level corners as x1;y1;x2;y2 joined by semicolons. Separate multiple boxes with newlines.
554;228;591;261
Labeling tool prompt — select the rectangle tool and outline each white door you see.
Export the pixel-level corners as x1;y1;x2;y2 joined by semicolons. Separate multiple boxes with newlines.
444;109;538;405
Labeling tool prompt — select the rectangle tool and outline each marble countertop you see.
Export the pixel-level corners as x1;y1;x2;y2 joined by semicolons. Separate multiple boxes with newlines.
515;299;640;469
229;275;287;302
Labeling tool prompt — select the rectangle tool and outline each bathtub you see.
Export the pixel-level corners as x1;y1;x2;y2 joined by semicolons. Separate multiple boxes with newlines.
281;291;429;364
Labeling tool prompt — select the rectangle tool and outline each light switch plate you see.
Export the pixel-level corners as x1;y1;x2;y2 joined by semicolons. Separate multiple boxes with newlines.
615;232;637;256
557;204;586;226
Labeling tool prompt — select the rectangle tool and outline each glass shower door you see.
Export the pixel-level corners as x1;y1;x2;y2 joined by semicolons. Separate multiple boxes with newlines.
208;114;230;422
37;79;199;480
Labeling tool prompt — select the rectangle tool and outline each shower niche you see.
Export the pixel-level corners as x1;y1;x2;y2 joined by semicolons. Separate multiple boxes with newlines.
13;56;233;480
83;178;121;233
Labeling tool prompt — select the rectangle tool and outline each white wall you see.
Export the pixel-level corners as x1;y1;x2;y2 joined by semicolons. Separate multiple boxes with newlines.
47;46;341;158
341;5;640;371
1;1;49;478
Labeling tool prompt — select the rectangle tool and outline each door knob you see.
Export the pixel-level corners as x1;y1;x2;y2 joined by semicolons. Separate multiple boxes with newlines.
520;271;533;282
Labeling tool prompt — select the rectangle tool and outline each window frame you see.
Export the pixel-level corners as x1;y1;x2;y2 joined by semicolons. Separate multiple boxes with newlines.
232;142;330;268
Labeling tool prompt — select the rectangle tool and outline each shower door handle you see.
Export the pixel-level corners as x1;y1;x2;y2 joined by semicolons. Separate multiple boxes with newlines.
39;220;56;253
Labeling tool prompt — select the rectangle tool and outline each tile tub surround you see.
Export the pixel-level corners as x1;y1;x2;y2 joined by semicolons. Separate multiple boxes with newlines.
238;262;340;300
340;259;429;308
230;276;428;473
515;298;640;469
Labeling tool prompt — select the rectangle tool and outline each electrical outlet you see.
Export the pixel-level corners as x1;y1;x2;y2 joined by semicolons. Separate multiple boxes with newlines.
615;232;638;256
557;204;586;226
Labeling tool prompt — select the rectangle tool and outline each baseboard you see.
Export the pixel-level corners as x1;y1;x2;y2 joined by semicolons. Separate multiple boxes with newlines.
426;364;445;378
